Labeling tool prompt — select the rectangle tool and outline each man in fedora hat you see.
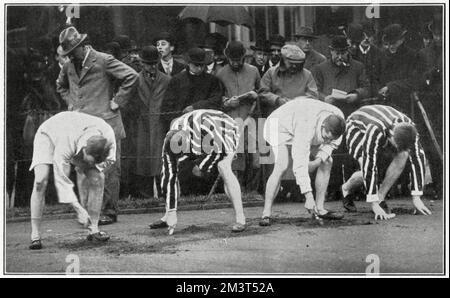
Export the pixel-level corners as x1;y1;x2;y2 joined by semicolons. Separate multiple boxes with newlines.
293;26;326;71
131;46;171;198
347;22;384;97
378;24;418;114
249;39;271;76
216;40;261;191
160;47;223;131
268;34;286;68
56;26;138;226
199;32;227;76
153;31;185;77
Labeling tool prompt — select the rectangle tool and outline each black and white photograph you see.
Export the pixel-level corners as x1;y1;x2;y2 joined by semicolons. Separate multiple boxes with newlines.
1;0;447;280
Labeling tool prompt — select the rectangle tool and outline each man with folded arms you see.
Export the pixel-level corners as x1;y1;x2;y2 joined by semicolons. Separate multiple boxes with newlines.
259;97;346;226
29;112;116;249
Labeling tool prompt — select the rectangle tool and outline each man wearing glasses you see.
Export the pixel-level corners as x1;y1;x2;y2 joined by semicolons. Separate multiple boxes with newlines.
259;97;346;226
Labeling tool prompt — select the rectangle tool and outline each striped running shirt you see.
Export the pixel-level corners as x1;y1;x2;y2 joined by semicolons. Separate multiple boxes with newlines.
345;105;426;201
162;109;240;210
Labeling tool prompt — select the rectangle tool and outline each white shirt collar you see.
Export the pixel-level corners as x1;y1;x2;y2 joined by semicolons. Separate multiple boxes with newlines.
359;44;371;55
82;46;92;67
206;62;215;73
161;57;173;73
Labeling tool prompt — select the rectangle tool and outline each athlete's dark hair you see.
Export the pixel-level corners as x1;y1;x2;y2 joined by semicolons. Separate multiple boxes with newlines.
393;123;417;152
323;114;346;138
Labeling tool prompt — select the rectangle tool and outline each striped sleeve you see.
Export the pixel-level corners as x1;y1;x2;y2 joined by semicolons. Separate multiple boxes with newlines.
408;135;426;196
361;124;384;202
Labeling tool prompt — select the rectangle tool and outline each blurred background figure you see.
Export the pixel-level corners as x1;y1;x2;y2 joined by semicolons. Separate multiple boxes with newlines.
293;26;326;71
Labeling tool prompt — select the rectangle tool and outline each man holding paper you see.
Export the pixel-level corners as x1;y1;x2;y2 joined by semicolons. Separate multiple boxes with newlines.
312;35;370;117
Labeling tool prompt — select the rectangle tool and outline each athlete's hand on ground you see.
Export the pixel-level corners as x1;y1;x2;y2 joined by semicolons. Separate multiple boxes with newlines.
372;202;396;220
167;210;177;235
378;86;388;97
192;165;203;177
412;196;432;215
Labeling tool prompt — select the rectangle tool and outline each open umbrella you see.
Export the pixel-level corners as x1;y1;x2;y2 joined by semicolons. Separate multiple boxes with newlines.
178;5;254;28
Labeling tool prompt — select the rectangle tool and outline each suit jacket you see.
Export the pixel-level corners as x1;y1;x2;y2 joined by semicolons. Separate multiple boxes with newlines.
304;49;327;72
157;58;185;77
160;70;223;130
312;58;370;116
57;48;138;139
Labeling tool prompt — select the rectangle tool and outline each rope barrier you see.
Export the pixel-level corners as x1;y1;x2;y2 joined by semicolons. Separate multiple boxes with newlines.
11;152;355;164
21;109;184;116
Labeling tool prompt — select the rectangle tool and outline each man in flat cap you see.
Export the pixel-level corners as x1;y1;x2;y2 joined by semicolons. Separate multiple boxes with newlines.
260;44;318;199
57;26;138;226
154;31;185;77
293;26;326;71
260;44;318;116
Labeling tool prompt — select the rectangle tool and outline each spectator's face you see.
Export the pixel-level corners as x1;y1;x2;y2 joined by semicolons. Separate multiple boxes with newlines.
384;38;404;54
56;53;69;65
270;45;282;64
69;46;85;62
156;40;174;59
188;62;205;75
330;49;350;67
142;62;158;78
254;50;268;66
295;36;313;53
203;48;215;64
283;58;304;74
228;56;245;72
432;32;442;47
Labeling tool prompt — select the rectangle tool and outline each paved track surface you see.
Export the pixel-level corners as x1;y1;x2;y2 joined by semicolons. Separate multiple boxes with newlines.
5;199;444;275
